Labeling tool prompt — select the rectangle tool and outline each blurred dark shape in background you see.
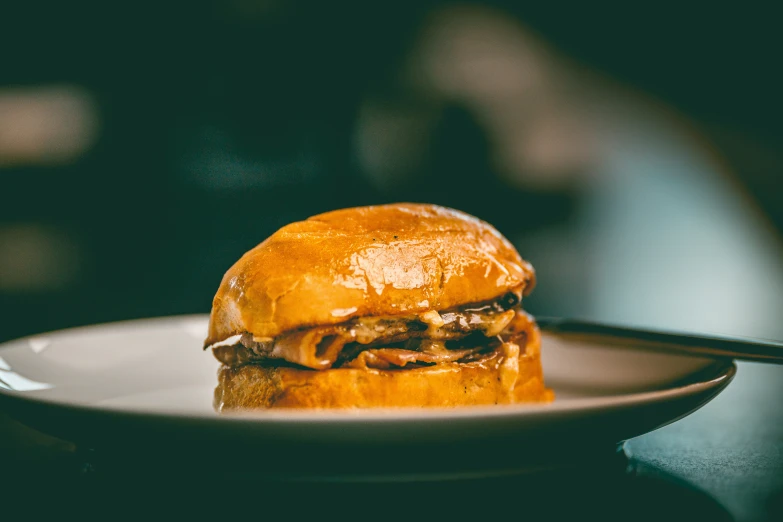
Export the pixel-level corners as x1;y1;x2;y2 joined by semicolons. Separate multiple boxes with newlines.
1;1;782;343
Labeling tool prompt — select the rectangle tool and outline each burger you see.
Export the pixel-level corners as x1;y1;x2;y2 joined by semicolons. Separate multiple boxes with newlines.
205;203;553;410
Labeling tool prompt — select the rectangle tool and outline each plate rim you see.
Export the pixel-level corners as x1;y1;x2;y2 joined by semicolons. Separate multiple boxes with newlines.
0;315;737;424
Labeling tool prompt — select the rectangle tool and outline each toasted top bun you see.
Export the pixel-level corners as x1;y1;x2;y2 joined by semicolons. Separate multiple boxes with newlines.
205;203;534;346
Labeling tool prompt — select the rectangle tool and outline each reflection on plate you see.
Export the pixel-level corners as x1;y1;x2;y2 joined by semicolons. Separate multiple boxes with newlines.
0;315;735;480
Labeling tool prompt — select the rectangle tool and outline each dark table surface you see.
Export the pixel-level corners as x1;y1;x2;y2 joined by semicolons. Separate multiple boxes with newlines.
1;360;781;521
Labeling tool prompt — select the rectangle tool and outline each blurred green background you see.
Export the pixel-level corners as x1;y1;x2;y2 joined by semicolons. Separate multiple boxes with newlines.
1;1;782;342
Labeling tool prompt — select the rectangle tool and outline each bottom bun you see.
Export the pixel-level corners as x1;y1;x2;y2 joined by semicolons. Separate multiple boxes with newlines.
214;335;553;410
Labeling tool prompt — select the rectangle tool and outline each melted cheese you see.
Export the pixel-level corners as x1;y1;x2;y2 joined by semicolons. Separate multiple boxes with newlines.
212;305;526;371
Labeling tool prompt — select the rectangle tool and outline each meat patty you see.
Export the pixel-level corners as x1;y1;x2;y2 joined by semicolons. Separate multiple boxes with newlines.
209;292;527;370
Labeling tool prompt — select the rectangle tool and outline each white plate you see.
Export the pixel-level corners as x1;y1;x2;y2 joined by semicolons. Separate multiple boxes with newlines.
0;315;735;480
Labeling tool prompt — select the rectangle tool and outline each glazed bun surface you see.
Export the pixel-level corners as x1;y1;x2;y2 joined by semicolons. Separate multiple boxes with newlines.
205;203;534;346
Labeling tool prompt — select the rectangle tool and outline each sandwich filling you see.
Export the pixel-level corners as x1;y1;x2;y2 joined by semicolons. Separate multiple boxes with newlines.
209;291;536;372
